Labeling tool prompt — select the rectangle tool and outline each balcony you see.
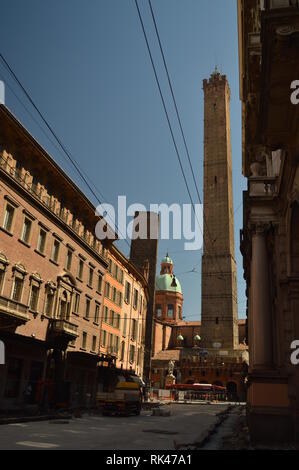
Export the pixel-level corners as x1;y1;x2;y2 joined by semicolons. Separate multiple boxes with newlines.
258;0;299;147
50;318;79;339
263;0;299;10
106;346;118;358
0;295;29;326
248;176;277;198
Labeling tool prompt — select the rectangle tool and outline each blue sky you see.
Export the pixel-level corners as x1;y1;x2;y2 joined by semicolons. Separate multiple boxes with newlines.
0;0;246;320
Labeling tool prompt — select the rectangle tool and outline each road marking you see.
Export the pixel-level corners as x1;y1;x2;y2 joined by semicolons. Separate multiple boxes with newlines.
8;423;28;427
16;441;59;449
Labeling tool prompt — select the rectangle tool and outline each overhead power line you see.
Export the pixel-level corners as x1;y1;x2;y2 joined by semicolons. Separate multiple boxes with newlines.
135;0;228;282
133;0;202;240
0;53;130;249
148;0;233;284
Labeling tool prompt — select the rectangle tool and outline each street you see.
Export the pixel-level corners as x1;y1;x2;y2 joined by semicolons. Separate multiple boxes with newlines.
0;404;232;450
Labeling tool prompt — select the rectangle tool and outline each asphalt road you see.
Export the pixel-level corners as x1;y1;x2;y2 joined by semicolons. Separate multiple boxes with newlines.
0;403;230;450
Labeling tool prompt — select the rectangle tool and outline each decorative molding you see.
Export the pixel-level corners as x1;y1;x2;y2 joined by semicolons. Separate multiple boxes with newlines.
276;24;299;37
12;262;27;276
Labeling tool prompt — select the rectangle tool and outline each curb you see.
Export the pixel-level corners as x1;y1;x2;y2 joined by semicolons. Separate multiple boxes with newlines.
174;404;236;450
0;414;72;425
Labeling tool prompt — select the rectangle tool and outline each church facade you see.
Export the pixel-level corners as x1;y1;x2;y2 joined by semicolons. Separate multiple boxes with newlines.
151;255;248;400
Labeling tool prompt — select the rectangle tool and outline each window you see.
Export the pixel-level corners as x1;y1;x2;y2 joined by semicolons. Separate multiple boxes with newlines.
85;298;91;319
45;291;55;317
97;273;103;293
12;277;23;302
156;304;162;318
133;289;138;310
37;228;47;254
110;310;115;326
119;270;124;284
108;259;112;273
21;217;32;244
95;304;100;324
108;333;113;349
78;259;84;280
101;330;107;347
3;203;15;233
115;314;121;329
216;317;219;325
114;336;120;354
15;160;23;181
131;319;137;340
167;304;174;319
82;332;87;350
118;292;123;307
104;305;109;323
92;336;97;352
88;267;94;287
125;281;131;304
59;204;67;221
29;285;40;311
129;345;135;363
0;269;5;294
73;293;80;314
120;341;125;362
112;287;117;303
105;282;111;299
51;239;60;263
66;249;73;271
31;175;39;196
59;291;68;320
114;264;118;280
178;305;182;319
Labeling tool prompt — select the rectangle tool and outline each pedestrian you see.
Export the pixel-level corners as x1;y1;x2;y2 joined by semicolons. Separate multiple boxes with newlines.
23;383;32;405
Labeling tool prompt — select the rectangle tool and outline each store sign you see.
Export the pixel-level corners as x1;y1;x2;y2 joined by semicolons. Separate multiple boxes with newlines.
0;340;5;365
213;342;222;349
219;350;228;356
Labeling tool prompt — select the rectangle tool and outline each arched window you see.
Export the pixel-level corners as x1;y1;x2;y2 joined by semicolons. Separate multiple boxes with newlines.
291;203;299;274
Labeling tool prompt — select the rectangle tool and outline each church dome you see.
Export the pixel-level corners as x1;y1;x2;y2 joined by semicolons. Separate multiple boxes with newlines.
156;273;182;294
161;255;173;265
156;253;183;295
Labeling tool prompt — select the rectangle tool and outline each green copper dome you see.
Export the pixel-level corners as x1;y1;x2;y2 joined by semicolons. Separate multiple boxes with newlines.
156;273;182;294
161;255;173;264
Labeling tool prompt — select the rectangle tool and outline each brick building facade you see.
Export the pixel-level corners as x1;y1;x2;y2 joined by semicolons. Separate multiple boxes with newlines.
0;104;149;411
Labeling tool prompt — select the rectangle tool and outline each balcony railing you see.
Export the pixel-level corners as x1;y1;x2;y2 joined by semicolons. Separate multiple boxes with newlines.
106;346;118;358
50;318;79;338
0;295;29;323
248;176;277;197
263;0;299;10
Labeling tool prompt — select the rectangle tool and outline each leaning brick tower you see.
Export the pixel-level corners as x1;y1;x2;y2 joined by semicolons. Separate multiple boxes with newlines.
201;69;239;351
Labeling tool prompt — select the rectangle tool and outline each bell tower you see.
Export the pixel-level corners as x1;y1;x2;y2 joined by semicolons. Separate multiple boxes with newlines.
201;69;239;351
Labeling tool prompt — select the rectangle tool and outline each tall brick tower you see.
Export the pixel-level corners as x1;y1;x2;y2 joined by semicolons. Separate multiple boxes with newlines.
129;211;159;384
201;69;239;351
